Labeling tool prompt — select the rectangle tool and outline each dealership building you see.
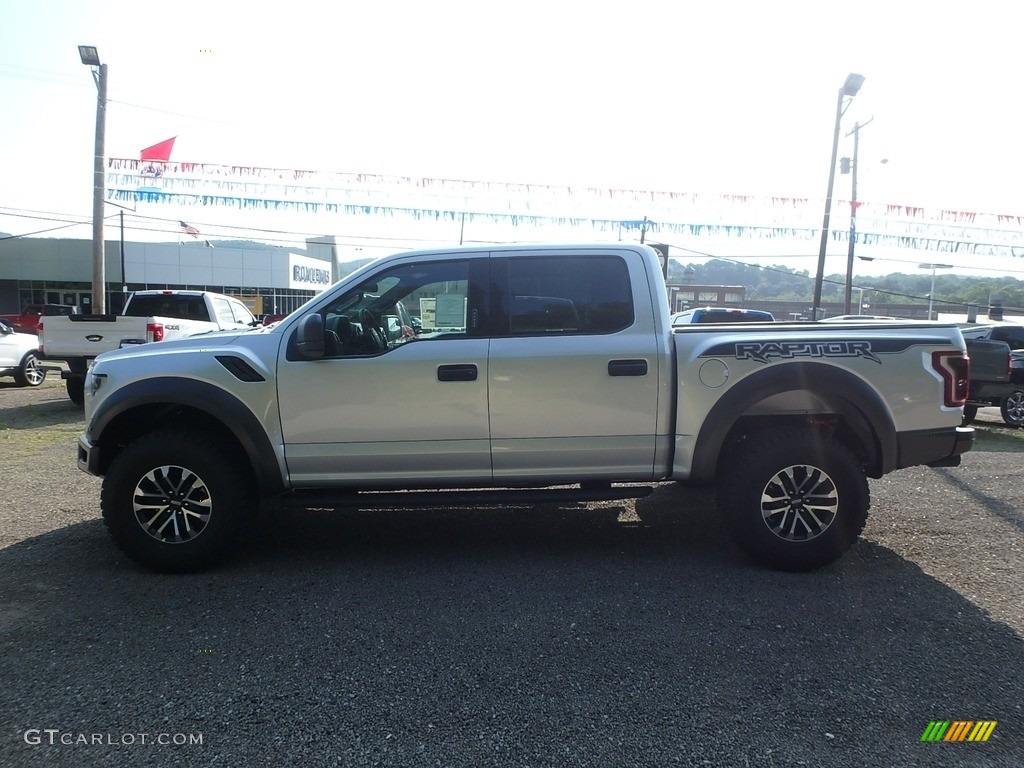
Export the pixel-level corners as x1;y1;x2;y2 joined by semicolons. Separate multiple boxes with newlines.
0;235;345;317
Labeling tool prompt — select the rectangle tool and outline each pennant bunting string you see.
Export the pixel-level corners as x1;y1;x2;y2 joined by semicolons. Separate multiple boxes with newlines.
105;157;1024;257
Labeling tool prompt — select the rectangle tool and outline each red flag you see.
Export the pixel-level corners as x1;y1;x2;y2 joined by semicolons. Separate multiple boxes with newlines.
140;137;176;162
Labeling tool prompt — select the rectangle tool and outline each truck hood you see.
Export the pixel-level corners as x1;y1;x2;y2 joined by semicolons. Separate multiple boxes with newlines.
93;327;255;364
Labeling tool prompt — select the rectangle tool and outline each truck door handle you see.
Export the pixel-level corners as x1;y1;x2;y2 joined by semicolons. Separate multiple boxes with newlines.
437;364;478;382
608;359;648;377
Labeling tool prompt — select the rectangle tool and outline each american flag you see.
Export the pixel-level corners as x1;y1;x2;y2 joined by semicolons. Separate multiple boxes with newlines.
180;221;200;238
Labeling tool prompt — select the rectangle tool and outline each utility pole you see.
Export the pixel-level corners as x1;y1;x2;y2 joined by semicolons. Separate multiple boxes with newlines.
842;117;874;314
843;122;860;315
80;46;107;313
92;63;107;313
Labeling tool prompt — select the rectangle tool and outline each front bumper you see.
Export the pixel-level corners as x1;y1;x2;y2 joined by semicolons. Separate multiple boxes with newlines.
77;434;102;477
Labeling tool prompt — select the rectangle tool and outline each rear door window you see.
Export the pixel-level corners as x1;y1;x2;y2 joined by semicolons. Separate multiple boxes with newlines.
504;255;633;335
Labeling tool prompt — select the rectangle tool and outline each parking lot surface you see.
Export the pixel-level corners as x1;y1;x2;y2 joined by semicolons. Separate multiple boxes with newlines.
1;380;1022;767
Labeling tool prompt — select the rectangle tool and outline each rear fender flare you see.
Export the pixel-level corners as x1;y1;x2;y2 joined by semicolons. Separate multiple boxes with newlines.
689;362;897;483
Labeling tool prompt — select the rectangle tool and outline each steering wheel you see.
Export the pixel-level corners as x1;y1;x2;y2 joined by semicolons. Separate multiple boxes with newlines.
359;308;386;352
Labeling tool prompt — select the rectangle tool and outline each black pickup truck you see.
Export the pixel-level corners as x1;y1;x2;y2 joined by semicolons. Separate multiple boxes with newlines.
962;323;1024;427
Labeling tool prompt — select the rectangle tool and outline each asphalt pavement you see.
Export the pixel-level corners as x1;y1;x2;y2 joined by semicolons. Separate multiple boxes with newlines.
1;380;1021;767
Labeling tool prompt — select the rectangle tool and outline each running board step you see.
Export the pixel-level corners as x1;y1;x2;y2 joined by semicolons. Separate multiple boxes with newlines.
274;485;654;510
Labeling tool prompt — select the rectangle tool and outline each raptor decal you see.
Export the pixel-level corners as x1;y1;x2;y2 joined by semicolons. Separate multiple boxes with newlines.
733;340;882;364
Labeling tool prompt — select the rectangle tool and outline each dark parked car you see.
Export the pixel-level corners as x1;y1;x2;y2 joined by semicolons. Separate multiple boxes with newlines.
960;323;1024;427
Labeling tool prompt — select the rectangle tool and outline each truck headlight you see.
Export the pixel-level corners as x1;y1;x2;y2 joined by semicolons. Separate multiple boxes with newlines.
86;371;106;398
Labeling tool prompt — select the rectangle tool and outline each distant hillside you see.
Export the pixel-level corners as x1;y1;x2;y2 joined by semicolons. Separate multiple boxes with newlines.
669;257;1024;310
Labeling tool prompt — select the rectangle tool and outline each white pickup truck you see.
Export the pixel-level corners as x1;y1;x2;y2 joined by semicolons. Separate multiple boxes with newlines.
76;243;974;573
39;290;257;405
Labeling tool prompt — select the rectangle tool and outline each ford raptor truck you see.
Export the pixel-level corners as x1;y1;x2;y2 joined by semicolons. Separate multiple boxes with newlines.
75;243;974;573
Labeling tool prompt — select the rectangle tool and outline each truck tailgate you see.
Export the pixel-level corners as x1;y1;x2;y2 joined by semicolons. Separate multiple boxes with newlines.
40;316;150;359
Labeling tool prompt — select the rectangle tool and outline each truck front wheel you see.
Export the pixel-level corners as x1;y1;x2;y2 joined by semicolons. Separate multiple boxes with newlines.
718;429;869;572
101;428;256;572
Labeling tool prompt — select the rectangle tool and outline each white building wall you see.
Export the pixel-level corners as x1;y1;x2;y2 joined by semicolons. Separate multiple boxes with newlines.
1;238;328;289
0;238;106;281
243;251;274;289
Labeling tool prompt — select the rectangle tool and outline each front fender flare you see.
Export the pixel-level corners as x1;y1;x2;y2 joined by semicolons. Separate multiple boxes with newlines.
90;377;285;495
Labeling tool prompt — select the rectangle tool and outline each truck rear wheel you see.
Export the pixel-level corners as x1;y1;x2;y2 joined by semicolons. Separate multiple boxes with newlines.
1000;390;1024;428
101;428;256;572
718;428;869;572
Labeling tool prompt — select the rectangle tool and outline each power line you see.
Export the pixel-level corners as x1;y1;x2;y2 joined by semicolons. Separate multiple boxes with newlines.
0;220;93;241
107;99;246;127
0;62;82;88
0;206;444;251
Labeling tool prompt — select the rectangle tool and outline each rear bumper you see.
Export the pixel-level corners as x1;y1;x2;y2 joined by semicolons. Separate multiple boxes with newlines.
969;380;1018;404
897;426;974;470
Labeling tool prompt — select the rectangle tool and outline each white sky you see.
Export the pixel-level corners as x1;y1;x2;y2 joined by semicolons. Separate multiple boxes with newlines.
2;0;1024;279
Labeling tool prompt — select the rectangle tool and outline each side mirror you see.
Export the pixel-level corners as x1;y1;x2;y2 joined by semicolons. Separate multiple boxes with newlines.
294;314;325;359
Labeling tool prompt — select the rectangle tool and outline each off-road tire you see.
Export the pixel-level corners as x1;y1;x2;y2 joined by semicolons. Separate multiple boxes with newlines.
101;428;256;572
718;428;869;572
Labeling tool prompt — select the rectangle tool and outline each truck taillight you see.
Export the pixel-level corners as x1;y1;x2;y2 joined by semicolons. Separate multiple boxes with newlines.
147;322;165;342
932;350;969;407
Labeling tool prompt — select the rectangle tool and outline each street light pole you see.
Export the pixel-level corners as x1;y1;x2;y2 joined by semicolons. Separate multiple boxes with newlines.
812;73;865;320
79;45;107;314
919;262;952;320
854;286;873;315
120;209;126;293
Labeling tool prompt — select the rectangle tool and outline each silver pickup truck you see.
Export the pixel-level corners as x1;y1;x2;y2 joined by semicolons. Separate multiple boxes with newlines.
76;243;974;573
